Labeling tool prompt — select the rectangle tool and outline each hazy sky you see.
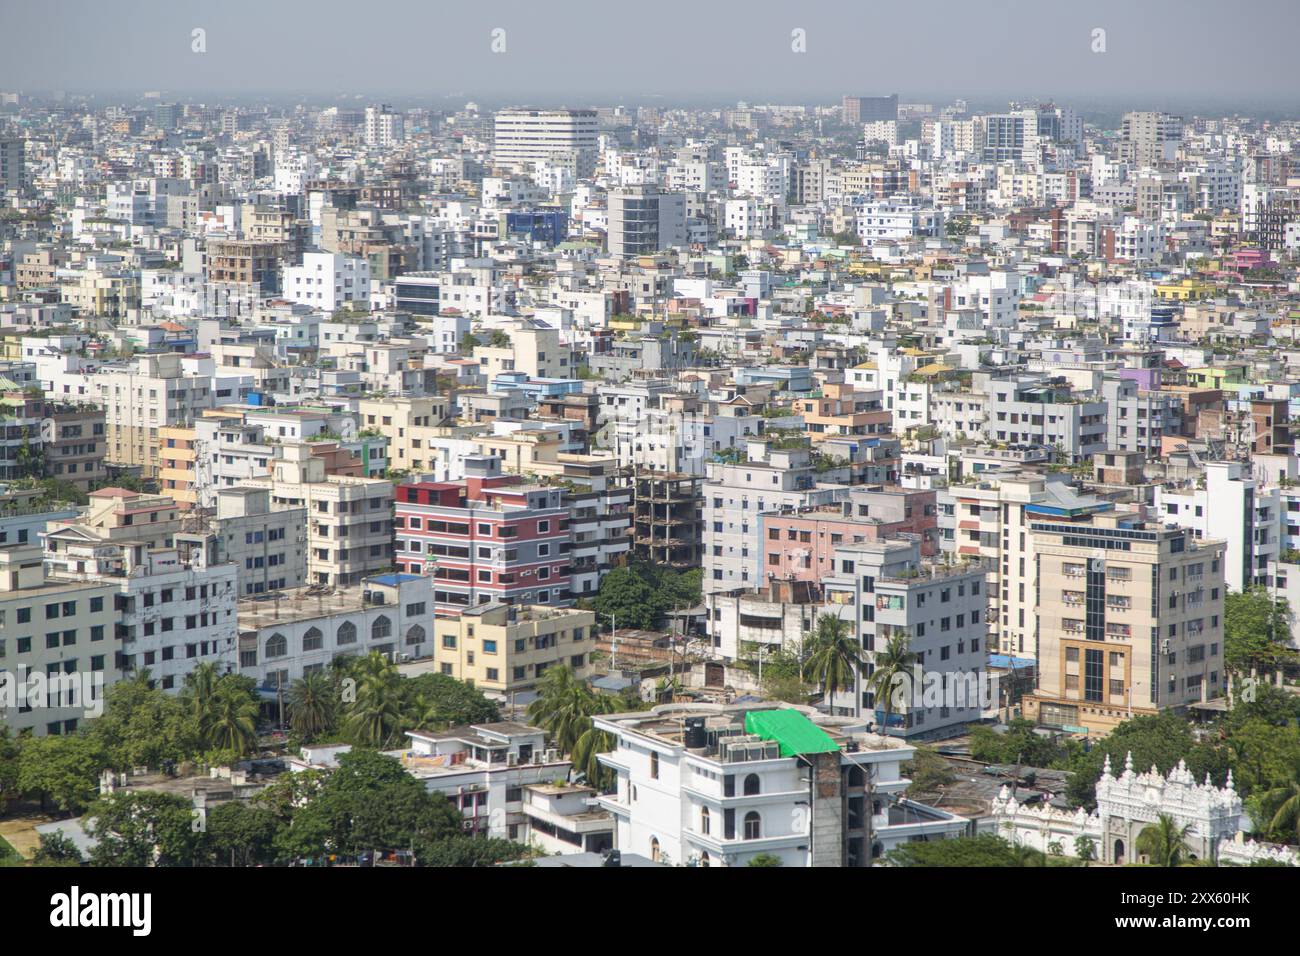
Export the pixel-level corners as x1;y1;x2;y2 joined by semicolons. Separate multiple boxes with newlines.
2;0;1298;109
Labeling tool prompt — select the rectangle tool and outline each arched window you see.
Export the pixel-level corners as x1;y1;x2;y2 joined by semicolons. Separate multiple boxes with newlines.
303;627;323;652
650;837;660;863
372;615;392;640
405;624;426;647
743;773;761;796
699;806;710;836
336;621;357;645
266;633;287;659
700;851;710;868
650;751;659;779
743;811;761;840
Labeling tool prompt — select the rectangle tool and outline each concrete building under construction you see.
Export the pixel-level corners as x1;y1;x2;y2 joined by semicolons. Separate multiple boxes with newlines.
633;471;703;568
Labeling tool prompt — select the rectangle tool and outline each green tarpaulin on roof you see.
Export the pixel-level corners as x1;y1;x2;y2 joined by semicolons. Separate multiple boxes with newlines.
743;710;840;757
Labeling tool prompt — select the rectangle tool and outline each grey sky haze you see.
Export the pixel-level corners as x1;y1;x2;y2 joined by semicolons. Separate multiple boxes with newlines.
1;0;1296;109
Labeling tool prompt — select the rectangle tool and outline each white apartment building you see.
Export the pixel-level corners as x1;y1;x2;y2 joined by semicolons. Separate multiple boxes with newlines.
595;703;969;867
1155;461;1280;593
44;530;238;693
703;441;848;596
240;444;393;588
822;539;988;738
493;109;598;179
283;251;371;312
856;199;942;247
364;105;405;149
0;544;119;737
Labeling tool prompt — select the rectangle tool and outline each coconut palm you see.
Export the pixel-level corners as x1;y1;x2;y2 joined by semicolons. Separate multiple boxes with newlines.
1259;775;1300;844
288;670;339;742
206;686;260;756
802;613;865;715
1135;813;1193;866
341;665;405;747
181;662;222;744
527;666;603;755
864;632;918;737
571;726;617;791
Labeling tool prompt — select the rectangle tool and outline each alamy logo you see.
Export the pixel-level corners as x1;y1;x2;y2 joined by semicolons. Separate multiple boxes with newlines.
49;887;152;937
0;667;103;718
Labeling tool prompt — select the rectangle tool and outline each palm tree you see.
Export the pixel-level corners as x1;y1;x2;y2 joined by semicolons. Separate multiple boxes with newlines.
342;665;404;747
527;666;602;755
570;726;616;790
1260;776;1300;844
802;613;864;716
1135;813;1193;866
181;662;222;745
207;687;260;756
288;671;338;742
863;632;918;737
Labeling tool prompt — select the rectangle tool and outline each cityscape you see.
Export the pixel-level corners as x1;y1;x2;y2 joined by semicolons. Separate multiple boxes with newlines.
0;3;1297;908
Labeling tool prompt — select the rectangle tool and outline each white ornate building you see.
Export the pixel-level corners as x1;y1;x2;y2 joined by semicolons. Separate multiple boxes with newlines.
990;752;1299;866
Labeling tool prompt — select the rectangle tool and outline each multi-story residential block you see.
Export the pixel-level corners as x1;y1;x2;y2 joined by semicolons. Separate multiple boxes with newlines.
984;376;1107;462
938;472;1111;658
1154;460;1280;592
703;440;849;596
493;108;598;178
283;251;370;311
44;496;239;693
1024;511;1226;736
1102;375;1184;458
395;456;572;612
94;353;214;478
209;487;307;596
0;543;119;737
431;602;594;698
595;702;968;867
241;443;393;587
822;539;988;736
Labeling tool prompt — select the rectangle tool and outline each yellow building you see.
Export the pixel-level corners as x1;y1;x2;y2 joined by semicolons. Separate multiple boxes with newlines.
1023;512;1227;736
433;604;595;695
1154;278;1215;302
158;426;198;509
356;395;451;474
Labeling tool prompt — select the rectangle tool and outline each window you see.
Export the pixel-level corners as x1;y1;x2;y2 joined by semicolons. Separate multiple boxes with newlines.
406;625;426;647
650;751;659;779
372;616;392;640
743;773;761;796
266;633;288;659
700;806;711;835
337;621;357;645
743;811;762;840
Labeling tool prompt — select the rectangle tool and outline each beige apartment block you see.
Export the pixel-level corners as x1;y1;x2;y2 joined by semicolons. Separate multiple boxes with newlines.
95;353;212;477
240;443;393;587
1024;511;1226;736
357;395;451;474
433;603;595;697
158;425;198;509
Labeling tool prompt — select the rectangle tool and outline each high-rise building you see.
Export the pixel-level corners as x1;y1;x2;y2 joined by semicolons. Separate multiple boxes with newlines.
606;184;686;258
364;105;405;148
493;108;598;178
1121;111;1183;167
1024;511;1226;736
841;94;898;125
0;138;24;192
